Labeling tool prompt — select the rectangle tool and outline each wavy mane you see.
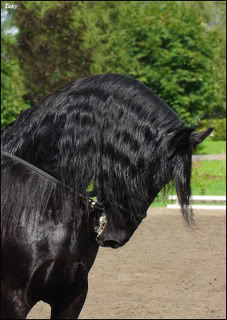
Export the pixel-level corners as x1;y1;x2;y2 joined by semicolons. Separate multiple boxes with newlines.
2;73;191;237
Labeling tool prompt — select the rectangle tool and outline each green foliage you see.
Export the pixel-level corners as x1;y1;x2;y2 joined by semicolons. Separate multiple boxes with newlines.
182;1;226;117
211;119;226;141
1;49;28;128
1;1;226;128
82;1;224;126
198;118;226;141
3;1;92;105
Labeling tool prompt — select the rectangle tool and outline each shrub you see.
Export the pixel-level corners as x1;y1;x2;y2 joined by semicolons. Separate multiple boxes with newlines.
198;118;226;141
1;57;29;128
212;119;226;141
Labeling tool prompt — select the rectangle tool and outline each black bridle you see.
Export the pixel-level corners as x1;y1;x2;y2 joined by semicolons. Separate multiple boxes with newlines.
1;150;103;211
1;151;63;186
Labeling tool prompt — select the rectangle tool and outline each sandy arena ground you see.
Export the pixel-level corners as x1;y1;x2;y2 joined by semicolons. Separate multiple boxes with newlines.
27;208;226;319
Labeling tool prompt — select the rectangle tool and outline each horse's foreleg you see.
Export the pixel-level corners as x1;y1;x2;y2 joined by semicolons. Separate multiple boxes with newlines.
1;293;33;319
50;280;88;319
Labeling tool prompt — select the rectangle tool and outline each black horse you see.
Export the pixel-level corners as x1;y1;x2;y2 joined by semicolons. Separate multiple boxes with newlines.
1;74;212;319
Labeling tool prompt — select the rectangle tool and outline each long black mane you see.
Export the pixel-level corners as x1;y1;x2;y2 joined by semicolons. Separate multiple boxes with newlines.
1;73;191;238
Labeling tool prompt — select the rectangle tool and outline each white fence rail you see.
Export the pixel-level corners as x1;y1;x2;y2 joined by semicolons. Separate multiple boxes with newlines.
167;195;226;210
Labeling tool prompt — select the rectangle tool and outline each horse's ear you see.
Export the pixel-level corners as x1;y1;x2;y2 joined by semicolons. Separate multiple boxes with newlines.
167;127;213;158
167;128;195;158
189;127;213;147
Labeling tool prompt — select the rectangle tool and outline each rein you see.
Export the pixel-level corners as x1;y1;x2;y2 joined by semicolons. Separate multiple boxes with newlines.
1;151;62;186
1;150;103;211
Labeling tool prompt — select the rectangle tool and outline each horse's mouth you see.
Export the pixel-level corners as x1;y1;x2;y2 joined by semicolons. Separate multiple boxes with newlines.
93;212;107;236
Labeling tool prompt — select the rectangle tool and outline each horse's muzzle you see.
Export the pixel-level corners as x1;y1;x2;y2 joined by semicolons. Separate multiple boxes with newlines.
97;238;120;248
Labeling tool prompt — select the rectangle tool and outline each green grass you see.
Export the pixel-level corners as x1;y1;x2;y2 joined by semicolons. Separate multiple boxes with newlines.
151;159;226;208
193;137;226;155
191;160;226;195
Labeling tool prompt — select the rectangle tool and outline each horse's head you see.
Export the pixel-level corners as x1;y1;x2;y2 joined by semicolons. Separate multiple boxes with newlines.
1;73;214;253
92;126;213;248
93;206;146;249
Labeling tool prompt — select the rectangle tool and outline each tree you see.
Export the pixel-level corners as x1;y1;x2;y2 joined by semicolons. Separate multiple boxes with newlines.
1;21;28;128
82;1;224;126
1;1;225;128
181;1;226;117
5;1;92;105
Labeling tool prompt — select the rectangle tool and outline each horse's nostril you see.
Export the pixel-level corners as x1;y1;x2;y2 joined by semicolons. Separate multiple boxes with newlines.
103;240;120;248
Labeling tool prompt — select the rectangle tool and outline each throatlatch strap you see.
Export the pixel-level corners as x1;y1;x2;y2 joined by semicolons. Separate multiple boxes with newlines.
1;151;61;186
1;150;103;208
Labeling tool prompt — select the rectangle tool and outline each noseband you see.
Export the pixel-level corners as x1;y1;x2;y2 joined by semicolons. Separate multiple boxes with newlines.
1;150;106;234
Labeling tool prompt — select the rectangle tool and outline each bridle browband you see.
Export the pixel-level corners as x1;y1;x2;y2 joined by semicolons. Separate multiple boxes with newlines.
1;150;103;210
